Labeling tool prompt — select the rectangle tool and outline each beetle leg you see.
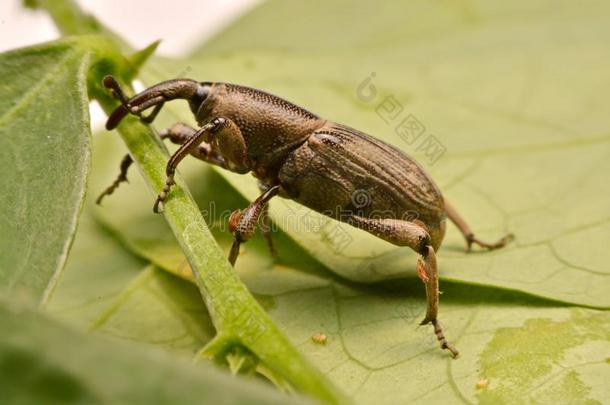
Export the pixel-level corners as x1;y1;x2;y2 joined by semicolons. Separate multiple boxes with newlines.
211;118;251;174
155;117;251;212
257;182;277;258
96;122;230;205
228;186;280;265
154;118;226;213
162;120;250;174
159;122;196;144
140;101;164;123
259;204;276;257
96;154;133;205
347;215;459;358
444;199;514;252
159;123;227;168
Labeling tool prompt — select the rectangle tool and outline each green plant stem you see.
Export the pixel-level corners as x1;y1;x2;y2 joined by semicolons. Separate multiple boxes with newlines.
97;108;345;404
26;0;348;403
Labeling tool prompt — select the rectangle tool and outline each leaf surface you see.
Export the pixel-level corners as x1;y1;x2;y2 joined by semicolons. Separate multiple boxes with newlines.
0;40;92;304
84;131;610;404
0;298;312;405
142;0;610;307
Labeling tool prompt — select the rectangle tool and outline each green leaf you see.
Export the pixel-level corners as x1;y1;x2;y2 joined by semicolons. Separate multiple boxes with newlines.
154;0;610;308
0;298;313;405
0;40;92;304
82;129;610;404
54;220;610;403
255;272;610;404
100;1;609;401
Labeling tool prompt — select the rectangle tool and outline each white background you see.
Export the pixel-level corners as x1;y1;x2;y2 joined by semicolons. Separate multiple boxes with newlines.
0;0;261;55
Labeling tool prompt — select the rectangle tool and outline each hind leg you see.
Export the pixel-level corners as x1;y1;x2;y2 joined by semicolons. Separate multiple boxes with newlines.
348;215;459;358
444;198;514;252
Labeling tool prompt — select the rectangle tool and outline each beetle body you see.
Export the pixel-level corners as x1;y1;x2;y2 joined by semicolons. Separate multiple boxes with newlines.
101;76;513;358
186;81;446;250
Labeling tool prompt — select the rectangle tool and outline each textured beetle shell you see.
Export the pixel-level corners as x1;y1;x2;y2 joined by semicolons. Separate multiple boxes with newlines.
198;83;446;248
197;83;325;181
279;123;446;248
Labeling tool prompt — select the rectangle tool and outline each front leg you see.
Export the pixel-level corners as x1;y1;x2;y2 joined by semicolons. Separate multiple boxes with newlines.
348;215;459;358
228;185;280;266
155;117;250;213
160;122;227;168
96;122;228;205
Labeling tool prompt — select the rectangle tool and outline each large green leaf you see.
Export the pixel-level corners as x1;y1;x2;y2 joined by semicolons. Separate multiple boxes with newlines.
82;125;610;404
58;216;610;403
0;40;92;304
85;0;609;402
0;299;312;405
46;212;216;354
259;272;610;404
138;0;610;308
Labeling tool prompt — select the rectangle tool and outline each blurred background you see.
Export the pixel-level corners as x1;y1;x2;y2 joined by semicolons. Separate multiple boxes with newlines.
0;0;261;55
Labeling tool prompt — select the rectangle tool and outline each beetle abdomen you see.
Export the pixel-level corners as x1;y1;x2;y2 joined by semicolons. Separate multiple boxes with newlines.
278;124;446;248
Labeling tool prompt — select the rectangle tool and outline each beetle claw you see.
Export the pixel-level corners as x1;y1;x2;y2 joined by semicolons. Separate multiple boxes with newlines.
153;198;162;213
467;232;514;251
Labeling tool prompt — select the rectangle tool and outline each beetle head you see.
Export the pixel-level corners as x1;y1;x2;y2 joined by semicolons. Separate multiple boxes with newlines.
103;75;211;130
188;82;212;117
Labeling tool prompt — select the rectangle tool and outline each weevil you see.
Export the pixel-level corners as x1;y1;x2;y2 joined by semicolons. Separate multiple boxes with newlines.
98;75;514;358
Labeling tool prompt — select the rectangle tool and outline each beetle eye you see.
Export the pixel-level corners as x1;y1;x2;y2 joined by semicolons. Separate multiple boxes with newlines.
189;82;211;115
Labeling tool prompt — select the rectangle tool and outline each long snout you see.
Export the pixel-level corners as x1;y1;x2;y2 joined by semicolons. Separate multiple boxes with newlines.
103;76;201;130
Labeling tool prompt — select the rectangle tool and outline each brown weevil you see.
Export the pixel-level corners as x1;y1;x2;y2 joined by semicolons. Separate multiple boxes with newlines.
99;75;514;358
